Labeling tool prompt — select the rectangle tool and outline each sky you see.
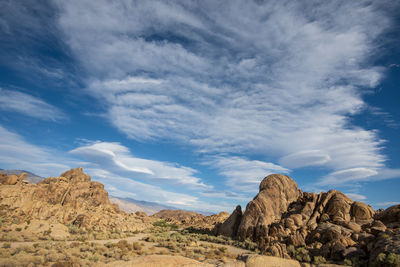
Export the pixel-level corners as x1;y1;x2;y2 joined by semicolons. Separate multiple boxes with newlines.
0;0;400;213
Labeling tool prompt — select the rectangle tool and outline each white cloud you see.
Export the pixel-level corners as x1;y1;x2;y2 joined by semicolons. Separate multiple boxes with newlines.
345;193;367;201
280;150;331;169
70;141;210;189
0;127;228;211
374;201;400;208
0;124;73;176
54;0;395;186
199;190;248;201
206;156;289;193
318;167;400;186
0;89;66;121
87;168;231;212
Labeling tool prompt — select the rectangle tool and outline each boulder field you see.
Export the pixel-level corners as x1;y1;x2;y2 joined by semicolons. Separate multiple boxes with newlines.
214;174;400;265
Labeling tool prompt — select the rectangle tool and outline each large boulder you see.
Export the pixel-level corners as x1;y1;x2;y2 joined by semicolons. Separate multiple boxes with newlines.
237;174;299;241
60;167;91;183
351;201;374;223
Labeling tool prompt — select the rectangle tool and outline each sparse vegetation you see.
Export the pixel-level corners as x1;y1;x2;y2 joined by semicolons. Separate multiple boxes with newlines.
292;247;311;263
67;224;86;235
373;252;400;267
152;220;179;231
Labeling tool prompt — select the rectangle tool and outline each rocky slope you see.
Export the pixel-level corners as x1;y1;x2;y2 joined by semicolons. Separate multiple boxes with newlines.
153;209;230;230
0;169;43;183
0;167;152;240
214;174;400;266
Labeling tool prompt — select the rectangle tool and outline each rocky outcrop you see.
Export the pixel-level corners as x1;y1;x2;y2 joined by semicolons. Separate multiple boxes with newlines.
376;205;400;226
0;172;27;185
237;174;299;241
152;209;229;230
214;174;400;265
0;167;152;234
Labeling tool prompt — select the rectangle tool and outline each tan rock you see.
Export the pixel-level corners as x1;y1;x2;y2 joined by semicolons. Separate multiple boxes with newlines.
237;174;299;241
49;223;70;240
5;174;19;185
351;201;374;222
0;168;153;234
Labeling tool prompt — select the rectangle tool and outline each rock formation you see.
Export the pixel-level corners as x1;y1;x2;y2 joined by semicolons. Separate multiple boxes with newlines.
152;209;230;230
214;174;400;265
0;167;151;235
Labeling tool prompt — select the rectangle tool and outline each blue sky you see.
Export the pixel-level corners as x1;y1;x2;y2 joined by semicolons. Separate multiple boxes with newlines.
1;0;400;213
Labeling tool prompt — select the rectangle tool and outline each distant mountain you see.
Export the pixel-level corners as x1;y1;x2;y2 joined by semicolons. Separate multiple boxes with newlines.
0;169;43;184
109;196;177;215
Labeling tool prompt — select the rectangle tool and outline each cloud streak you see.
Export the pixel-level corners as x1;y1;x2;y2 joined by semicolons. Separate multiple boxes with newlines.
70;141;210;189
0;124;73;176
53;0;397;188
0;89;66;121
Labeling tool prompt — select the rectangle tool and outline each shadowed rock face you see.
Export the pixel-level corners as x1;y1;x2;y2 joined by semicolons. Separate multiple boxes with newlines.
214;174;400;264
213;205;243;237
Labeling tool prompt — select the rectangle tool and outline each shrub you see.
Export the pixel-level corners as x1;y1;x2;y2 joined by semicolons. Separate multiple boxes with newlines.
2;242;11;248
294;247;311;262
132;242;143;251
313;255;326;264
386;253;400;265
218;246;227;253
373;252;400;267
153;220;179;230
344;259;353;266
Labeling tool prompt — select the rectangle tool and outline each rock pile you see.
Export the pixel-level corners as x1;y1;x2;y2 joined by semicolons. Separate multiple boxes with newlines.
214;174;400;265
0;167;151;233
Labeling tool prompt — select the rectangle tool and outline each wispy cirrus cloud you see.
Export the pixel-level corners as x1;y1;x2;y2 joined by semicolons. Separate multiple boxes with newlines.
0;125;227;211
87;168;231;212
374;201;400;208
319;167;400;186
0;124;73;176
70;141;210;189
51;0;400;190
0;89;66;121
344;193;367;201
206;156;289;193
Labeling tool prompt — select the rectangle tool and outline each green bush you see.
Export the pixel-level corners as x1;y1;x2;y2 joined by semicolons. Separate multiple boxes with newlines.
153;220;179;230
293;247;311;262
313;255;326;264
373;252;400;267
